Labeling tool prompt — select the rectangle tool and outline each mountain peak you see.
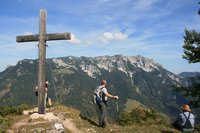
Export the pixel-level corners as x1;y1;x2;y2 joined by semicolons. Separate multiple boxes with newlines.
50;55;165;78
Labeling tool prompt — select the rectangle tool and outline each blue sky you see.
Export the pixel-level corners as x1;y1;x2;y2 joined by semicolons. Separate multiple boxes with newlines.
0;0;199;74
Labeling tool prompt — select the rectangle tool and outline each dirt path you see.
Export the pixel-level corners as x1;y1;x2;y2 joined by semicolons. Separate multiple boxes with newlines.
7;117;47;133
61;118;80;133
7;109;81;133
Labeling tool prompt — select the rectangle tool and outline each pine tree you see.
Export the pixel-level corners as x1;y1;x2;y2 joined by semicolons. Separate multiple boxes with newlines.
183;29;200;63
177;29;200;107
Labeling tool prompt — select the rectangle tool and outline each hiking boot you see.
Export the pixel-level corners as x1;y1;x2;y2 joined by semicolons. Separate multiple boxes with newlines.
101;124;106;128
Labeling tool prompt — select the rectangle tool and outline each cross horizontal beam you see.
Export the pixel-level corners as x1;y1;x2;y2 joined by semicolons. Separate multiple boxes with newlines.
16;32;71;43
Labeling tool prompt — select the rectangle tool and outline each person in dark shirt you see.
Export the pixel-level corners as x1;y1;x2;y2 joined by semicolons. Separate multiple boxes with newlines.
34;80;52;107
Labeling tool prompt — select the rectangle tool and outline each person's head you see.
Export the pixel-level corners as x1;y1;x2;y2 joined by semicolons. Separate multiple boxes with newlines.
101;80;106;86
45;80;49;84
181;104;191;112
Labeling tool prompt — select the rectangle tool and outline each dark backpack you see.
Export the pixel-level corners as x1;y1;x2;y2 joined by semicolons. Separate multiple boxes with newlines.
34;91;38;96
182;113;192;129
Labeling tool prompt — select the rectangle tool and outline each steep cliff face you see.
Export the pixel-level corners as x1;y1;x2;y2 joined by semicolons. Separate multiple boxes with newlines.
0;55;186;118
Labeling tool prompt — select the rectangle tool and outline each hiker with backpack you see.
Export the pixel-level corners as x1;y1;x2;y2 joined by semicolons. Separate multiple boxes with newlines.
93;80;119;128
175;104;195;132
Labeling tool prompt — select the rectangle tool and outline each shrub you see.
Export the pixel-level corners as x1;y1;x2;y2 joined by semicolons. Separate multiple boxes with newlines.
0;104;30;132
194;124;200;133
15;104;30;115
118;108;169;126
0;115;11;132
0;104;30;117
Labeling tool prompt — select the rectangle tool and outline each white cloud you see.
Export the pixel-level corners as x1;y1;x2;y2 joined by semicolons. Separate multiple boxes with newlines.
102;32;114;40
133;0;158;10
24;32;33;35
114;32;128;40
67;33;81;44
98;32;128;43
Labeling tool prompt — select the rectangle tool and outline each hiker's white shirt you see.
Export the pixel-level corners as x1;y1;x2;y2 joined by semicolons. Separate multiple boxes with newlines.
102;87;108;101
178;112;195;127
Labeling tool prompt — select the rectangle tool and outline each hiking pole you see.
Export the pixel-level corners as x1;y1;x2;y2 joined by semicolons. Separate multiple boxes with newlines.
86;110;98;126
116;100;123;132
115;100;119;121
116;100;119;112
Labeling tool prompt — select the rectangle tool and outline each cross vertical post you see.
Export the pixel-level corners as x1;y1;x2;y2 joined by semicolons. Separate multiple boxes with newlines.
38;9;47;114
16;9;71;114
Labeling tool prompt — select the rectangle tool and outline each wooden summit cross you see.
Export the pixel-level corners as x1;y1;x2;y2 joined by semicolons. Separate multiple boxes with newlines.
16;9;71;114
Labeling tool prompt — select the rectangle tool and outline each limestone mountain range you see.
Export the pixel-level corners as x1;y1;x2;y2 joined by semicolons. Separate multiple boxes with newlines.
0;55;190;120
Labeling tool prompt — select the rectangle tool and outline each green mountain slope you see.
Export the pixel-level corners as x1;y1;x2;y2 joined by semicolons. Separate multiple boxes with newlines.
0;55;187;121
